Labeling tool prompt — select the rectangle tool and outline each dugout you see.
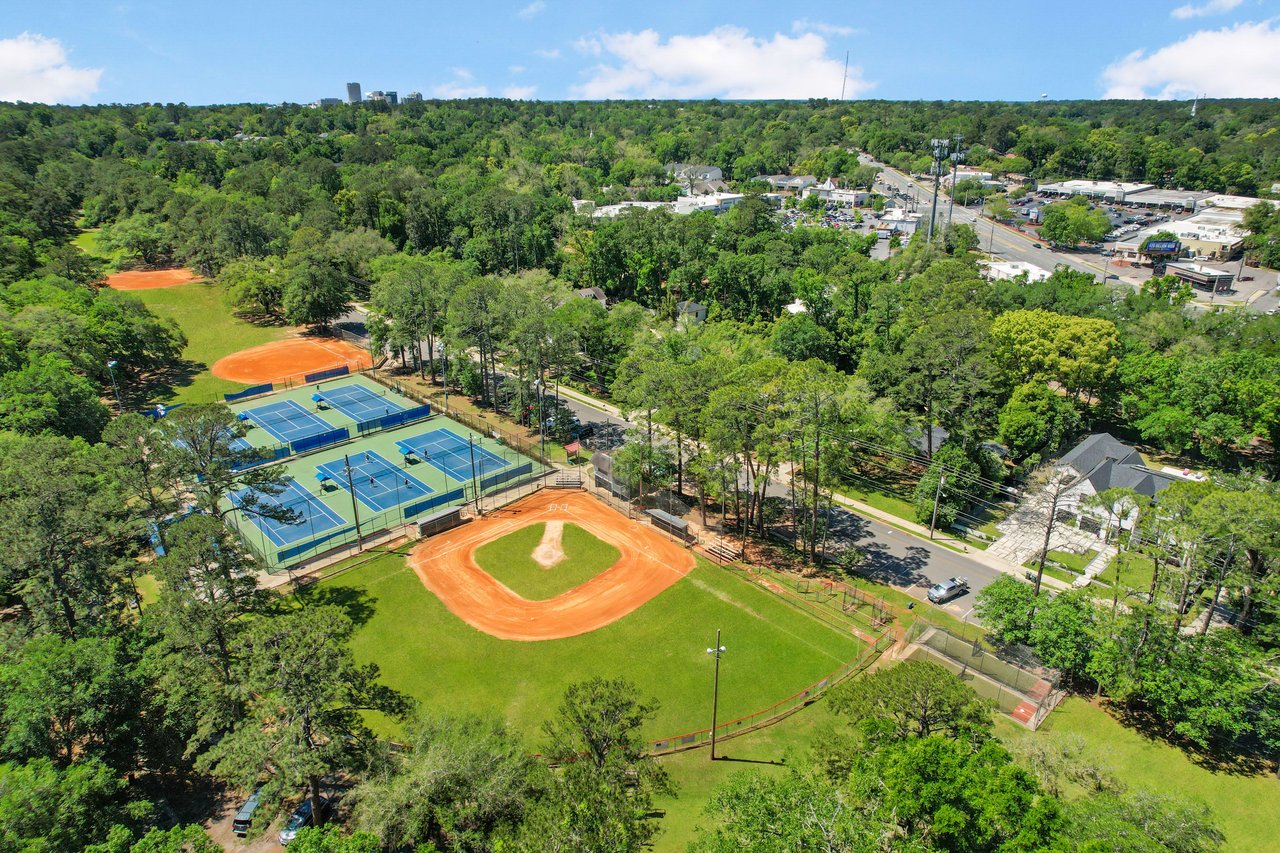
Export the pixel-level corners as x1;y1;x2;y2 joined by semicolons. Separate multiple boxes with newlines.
412;505;469;538
591;450;636;500
645;508;692;542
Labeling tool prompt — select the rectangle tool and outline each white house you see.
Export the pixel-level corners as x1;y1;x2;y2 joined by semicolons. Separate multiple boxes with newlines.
1055;433;1176;535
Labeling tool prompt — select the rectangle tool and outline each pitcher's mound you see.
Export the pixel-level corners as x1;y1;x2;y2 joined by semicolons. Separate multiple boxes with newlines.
105;268;202;290
211;338;373;385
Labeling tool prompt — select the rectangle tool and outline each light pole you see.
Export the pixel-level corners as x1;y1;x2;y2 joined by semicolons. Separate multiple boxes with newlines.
468;433;480;511
706;629;726;760
534;378;546;463
106;360;123;413
928;473;947;540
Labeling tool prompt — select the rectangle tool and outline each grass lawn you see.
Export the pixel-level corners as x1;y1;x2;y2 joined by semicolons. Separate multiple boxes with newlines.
133;572;160;607
303;550;865;745
1001;697;1280;853
74;229;126;270
473;522;620;600
1101;550;1158;593
654;701;836;851
127;283;294;404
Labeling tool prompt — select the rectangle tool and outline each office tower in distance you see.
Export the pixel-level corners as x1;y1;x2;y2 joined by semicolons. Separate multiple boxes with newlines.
346;82;362;103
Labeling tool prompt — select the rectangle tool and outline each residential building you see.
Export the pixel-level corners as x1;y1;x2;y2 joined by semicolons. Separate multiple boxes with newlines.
753;174;817;193
573;287;608;308
675;300;708;328
1055;433;1176;534
665;163;723;183
346;82;362;103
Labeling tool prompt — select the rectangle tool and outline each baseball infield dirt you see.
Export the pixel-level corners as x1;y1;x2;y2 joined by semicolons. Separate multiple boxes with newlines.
104;268;203;290
210;338;373;385
408;490;696;641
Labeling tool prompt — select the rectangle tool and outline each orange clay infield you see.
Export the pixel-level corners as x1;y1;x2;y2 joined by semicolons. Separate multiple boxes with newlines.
408;490;697;641
104;268;202;290
210;338;373;385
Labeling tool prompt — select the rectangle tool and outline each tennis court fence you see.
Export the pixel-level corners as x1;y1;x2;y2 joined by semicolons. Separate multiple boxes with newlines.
367;373;557;469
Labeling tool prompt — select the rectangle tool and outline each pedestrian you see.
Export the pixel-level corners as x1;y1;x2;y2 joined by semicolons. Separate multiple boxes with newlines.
369;475;375;488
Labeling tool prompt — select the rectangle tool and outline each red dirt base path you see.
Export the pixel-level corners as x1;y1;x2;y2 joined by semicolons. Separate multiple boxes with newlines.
104;268;202;290
409;490;697;641
211;338;373;385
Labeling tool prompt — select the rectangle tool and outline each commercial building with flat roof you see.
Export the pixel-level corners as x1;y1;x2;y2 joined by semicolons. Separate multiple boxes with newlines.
981;260;1051;283
346;82;362;103
1038;180;1152;201
1115;209;1245;262
1166;262;1234;293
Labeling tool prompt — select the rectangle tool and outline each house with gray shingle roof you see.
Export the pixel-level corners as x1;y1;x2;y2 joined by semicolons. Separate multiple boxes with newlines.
1056;433;1177;534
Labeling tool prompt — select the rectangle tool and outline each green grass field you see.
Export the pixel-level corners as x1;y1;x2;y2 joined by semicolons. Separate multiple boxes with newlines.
305;550;865;743
1002;697;1280;853
473;522;620;599
126;283;293;403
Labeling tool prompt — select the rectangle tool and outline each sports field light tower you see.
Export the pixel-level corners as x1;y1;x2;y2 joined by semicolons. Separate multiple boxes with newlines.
926;138;950;242
106;359;123;412
706;629;726;760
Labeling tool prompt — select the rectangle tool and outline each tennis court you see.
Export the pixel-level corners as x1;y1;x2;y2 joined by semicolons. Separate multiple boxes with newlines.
396;427;508;481
240;399;334;444
317;450;435;512
229;479;346;547
316;382;406;423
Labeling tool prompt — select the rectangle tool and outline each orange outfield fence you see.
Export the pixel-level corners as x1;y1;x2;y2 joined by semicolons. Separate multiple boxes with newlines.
646;628;894;756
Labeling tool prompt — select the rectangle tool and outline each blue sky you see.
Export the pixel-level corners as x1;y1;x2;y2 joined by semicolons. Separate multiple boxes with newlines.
2;0;1278;104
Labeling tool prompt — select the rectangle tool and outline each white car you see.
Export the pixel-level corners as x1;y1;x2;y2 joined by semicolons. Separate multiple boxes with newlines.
927;576;970;604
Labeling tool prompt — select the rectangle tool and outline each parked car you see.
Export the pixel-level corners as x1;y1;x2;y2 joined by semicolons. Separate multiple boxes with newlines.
232;787;264;838
279;796;332;846
927;576;970;604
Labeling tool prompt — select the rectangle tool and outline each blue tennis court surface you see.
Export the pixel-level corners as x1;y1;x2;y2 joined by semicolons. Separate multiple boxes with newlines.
241;399;334;444
230;479;345;547
396;428;508;481
316;450;434;512
317;383;406;422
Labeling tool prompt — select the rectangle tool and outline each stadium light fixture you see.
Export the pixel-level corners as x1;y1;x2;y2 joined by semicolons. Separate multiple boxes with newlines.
106;359;123;413
707;629;726;760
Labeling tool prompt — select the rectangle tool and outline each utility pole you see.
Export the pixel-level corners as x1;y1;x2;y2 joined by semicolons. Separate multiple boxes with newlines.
946;148;962;227
927;138;949;242
706;629;726;760
928;473;947;540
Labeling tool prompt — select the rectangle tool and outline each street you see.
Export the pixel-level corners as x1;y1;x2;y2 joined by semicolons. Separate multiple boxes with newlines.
861;153;1280;314
559;385;1005;619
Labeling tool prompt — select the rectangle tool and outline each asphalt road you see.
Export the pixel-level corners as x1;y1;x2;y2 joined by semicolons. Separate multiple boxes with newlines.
861;152;1280;314
564;391;1000;619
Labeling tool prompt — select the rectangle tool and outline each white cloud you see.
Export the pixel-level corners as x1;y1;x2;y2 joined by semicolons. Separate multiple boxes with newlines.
572;26;874;100
1171;0;1242;19
503;85;537;99
791;18;858;37
517;1;545;20
1102;21;1280;98
0;33;102;103
433;68;488;99
534;47;562;59
508;64;526;74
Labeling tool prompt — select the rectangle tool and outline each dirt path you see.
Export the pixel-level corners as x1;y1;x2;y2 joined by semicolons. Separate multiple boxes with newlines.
532;520;566;568
408;491;696;641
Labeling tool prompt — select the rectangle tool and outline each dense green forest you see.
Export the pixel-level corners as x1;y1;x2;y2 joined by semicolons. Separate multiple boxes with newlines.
1;97;1279;850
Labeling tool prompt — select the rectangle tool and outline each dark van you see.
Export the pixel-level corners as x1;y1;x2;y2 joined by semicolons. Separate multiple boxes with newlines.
232;786;263;837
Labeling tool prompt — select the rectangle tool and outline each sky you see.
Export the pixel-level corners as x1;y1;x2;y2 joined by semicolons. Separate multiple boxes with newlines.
1;0;1279;105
